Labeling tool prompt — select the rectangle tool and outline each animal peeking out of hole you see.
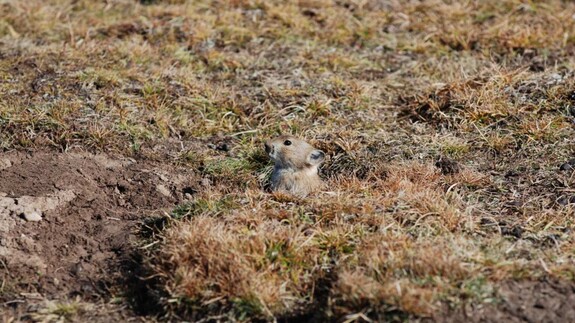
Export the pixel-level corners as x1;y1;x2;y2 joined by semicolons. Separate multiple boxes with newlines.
264;135;325;198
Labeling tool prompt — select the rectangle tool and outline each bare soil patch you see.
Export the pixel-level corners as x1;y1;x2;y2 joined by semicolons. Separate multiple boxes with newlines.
0;150;198;320
441;280;575;323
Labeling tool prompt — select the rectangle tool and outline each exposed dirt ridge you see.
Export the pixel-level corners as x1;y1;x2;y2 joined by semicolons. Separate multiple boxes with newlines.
0;150;198;320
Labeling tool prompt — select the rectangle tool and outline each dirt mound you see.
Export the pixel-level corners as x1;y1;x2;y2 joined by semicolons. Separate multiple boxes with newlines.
0;151;197;314
440;279;575;323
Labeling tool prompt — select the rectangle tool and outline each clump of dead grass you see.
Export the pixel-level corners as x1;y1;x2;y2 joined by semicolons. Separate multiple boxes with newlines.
150;215;323;320
145;159;494;319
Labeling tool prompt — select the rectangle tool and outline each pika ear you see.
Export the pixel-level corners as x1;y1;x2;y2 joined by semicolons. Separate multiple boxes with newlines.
307;150;325;165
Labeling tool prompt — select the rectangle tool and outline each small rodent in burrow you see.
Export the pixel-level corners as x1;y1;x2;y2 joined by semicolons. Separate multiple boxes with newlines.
264;135;325;197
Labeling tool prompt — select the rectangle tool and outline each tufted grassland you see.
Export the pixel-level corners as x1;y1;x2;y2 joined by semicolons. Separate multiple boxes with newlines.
1;0;575;321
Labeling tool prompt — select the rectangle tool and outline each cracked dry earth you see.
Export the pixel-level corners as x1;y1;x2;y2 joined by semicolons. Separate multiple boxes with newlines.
0;150;198;321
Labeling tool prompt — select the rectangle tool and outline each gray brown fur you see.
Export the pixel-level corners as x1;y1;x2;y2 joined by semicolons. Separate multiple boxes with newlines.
264;135;325;197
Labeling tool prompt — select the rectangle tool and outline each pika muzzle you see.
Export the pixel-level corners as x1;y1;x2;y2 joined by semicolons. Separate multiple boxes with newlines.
264;141;274;156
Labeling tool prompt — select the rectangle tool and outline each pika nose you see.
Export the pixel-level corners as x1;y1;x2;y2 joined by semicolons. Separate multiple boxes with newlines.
264;142;272;154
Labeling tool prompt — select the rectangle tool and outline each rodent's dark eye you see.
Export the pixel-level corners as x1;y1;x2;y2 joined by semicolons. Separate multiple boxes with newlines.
284;140;292;146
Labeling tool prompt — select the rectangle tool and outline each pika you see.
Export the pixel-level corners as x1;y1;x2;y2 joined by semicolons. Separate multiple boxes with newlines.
264;135;325;197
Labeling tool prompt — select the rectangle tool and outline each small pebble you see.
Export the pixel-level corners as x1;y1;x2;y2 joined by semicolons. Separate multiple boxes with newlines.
0;159;11;170
156;184;172;197
23;211;42;222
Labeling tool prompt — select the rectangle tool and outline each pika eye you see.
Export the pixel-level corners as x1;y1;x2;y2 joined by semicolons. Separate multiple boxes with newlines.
284;140;292;146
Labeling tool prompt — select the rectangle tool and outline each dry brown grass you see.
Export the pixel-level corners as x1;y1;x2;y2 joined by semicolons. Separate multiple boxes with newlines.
2;0;575;321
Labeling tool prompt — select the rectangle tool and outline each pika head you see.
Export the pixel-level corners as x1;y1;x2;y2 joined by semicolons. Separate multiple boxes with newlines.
264;135;325;197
